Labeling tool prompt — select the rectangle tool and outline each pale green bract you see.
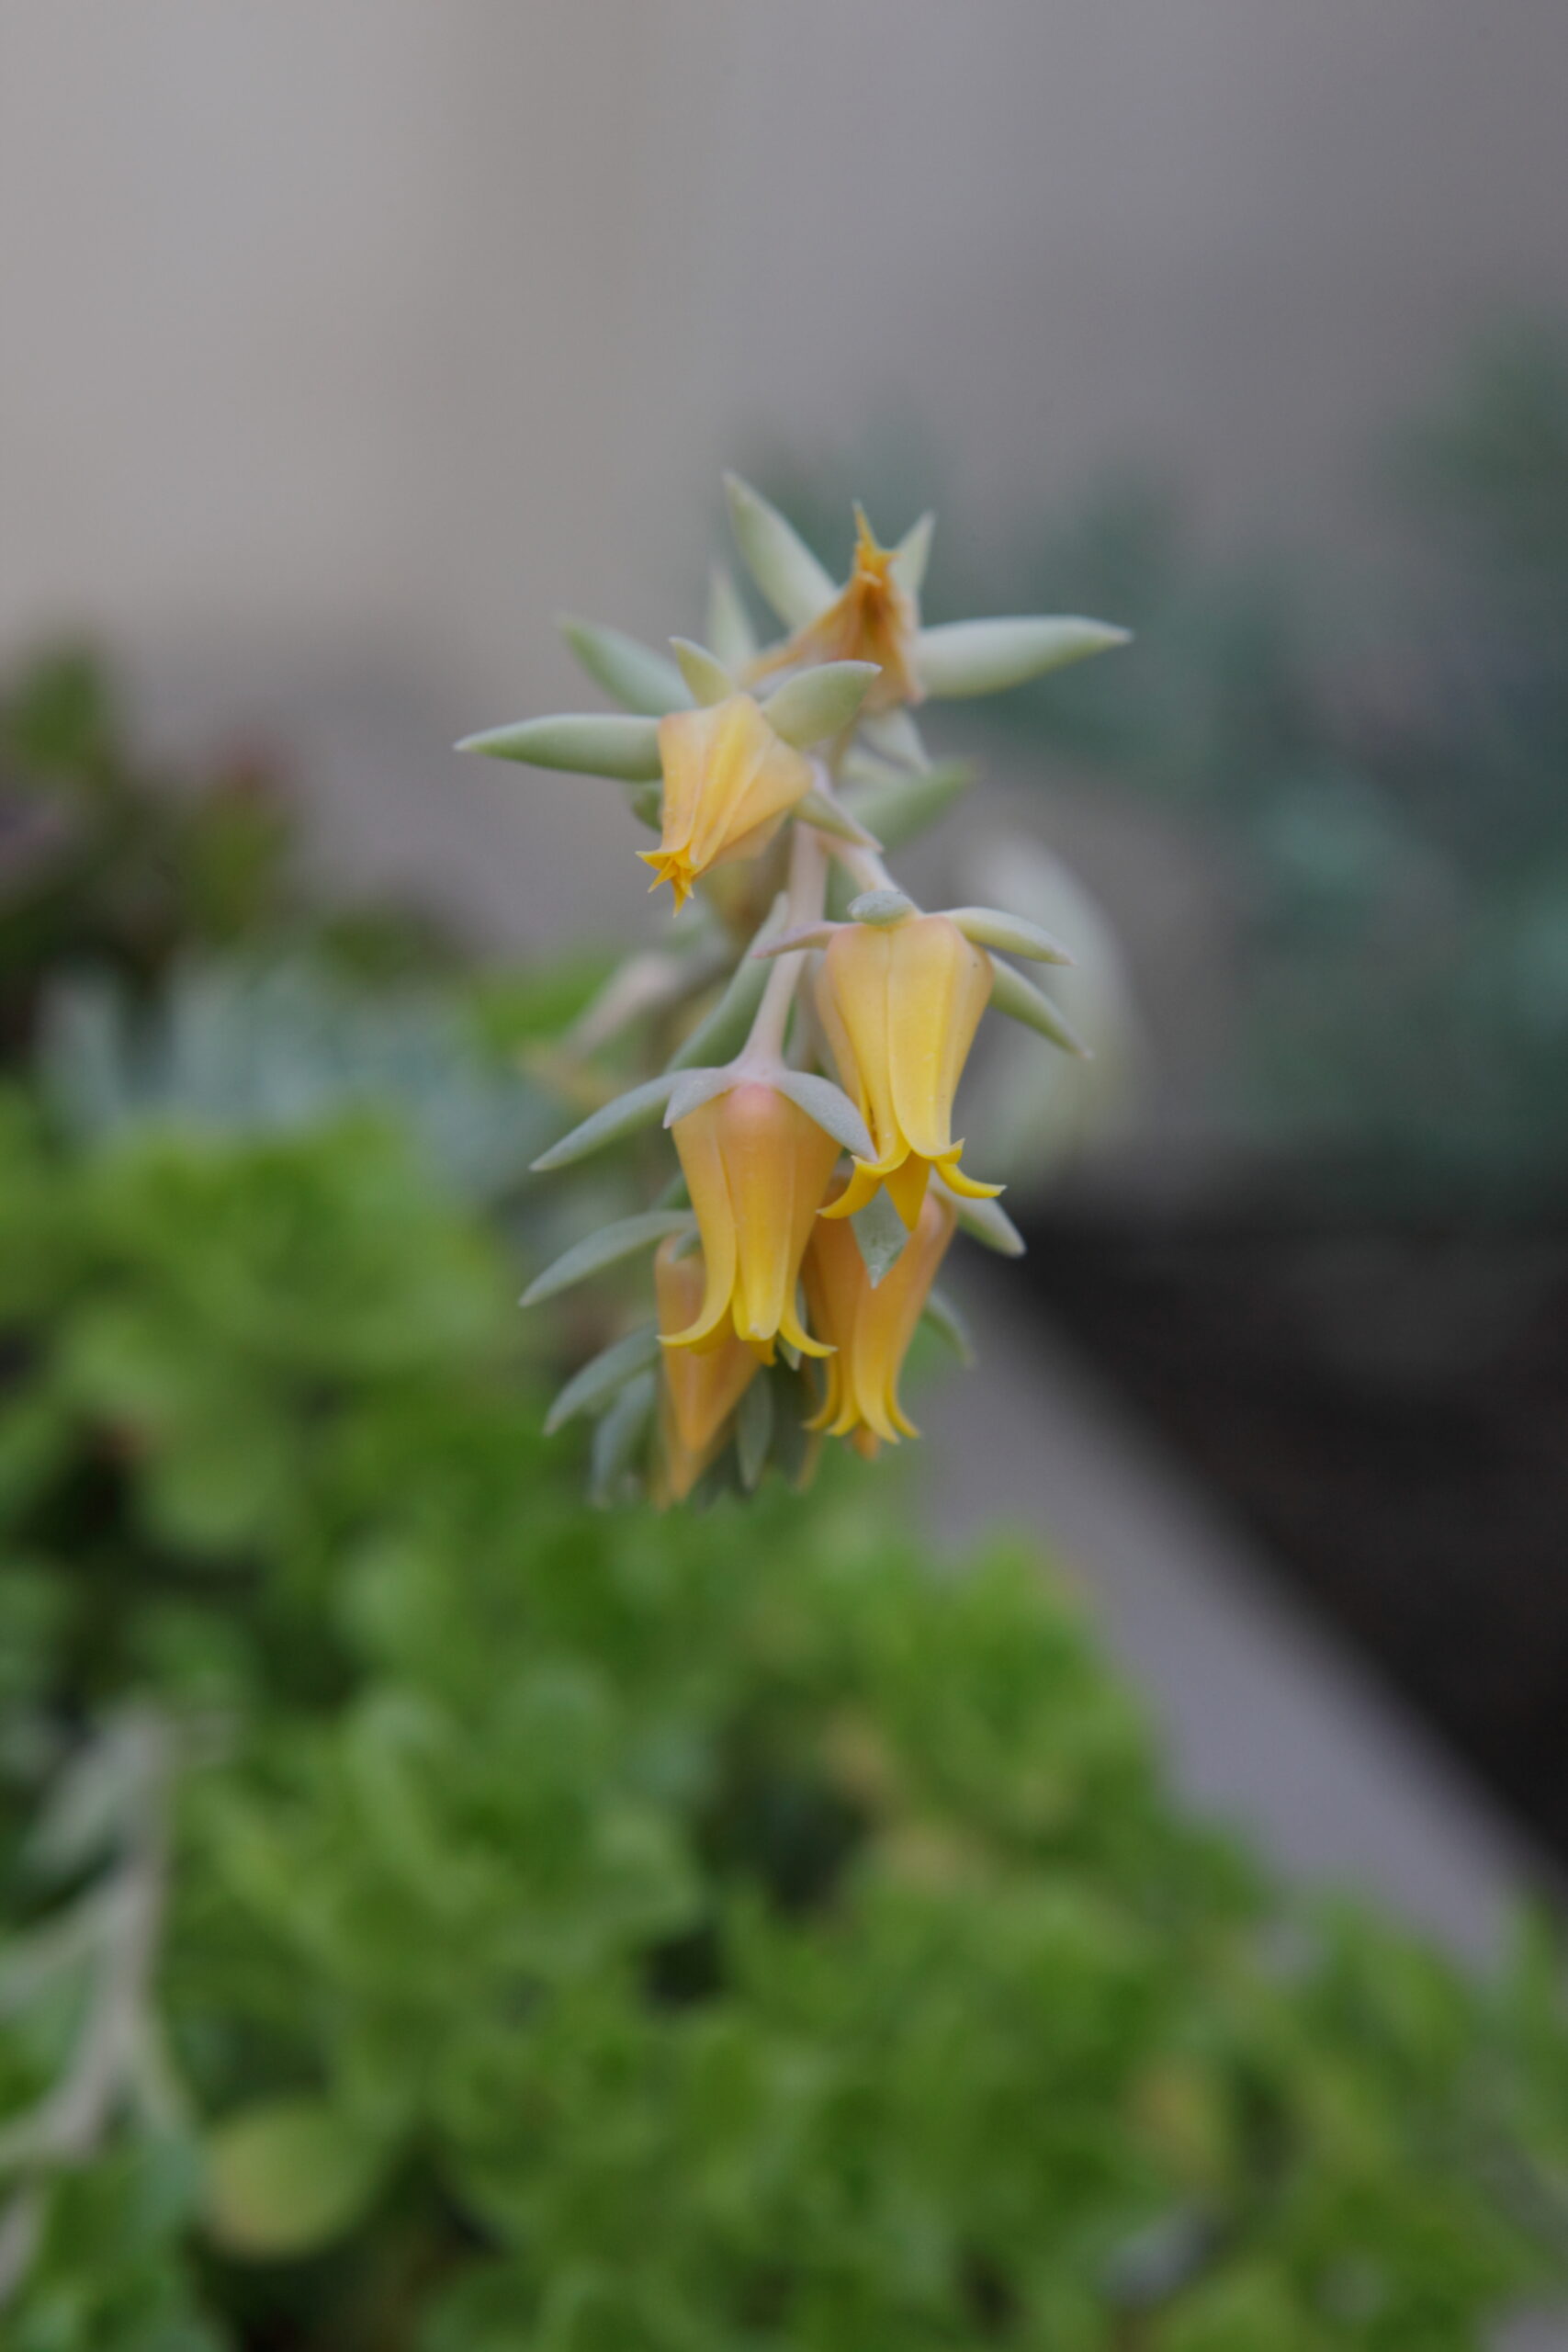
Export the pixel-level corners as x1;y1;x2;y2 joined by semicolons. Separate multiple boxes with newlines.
763;660;879;748
987;956;1093;1058
544;1321;662;1432
917;614;1132;697
670;638;736;707
457;712;663;779
723;470;838;626
558;615;693;717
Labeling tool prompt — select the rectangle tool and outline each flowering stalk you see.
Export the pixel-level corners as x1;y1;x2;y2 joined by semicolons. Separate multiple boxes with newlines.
745;811;829;1062
461;477;1129;1503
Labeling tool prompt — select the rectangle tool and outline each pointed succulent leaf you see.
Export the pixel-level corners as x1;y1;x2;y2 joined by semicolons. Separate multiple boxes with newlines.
456;714;663;781
921;1283;976;1365
988;959;1093;1058
917;616;1130;699
840;745;908;786
590;1370;656;1506
558;616;693;716
724;472;837;627
545;1322;662;1434
945;905;1075;966
847;889;915;928
851;1188;910;1286
557;945;724;1062
664;899;786;1070
892;510;935;594
764;661;879;749
670;638;736;707
735;1373;773;1491
762;1362;814;1488
706;563;758;671
531;1073;679;1170
771;1071;874;1160
860;706;930;770
664;1066;739;1127
840;759;977;853
521;1210;696;1308
627;783;662;831
936;1180;1026;1257
795;787;882;848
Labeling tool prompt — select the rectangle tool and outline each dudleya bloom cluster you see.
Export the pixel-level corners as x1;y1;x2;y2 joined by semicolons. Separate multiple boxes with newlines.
461;477;1128;1504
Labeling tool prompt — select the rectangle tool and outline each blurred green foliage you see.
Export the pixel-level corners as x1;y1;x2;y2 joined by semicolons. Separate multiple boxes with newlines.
0;650;415;1033
0;649;604;1204
767;327;1568;1208
2;624;1568;2346
3;1100;1568;2346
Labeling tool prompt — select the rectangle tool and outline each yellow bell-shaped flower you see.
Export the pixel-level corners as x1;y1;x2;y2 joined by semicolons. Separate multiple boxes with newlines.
816;912;1001;1229
802;1188;955;1453
651;1236;764;1502
750;509;922;713
639;693;814;911
665;1081;840;1355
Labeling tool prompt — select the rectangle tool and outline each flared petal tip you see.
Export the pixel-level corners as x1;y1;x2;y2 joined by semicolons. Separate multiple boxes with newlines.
637;848;694;910
940;1170;1004;1202
934;1146;1003;1203
817;1158;897;1222
660;1317;721;1352
784;1328;836;1361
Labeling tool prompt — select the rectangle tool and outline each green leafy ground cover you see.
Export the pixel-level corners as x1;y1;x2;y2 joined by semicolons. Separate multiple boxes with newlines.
2;654;1568;2348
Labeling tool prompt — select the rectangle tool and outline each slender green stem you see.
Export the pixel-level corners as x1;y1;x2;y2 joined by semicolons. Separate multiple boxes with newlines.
830;840;898;896
806;763;899;896
743;819;828;1064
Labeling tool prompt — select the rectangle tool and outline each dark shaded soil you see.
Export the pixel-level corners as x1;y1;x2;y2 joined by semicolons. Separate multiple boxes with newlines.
1019;1211;1568;1857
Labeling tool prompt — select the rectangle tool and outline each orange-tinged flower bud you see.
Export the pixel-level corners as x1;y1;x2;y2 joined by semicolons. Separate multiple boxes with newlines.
815;912;1001;1229
639;694;814;910
803;1188;955;1449
750;510;922;713
652;1236;763;1501
666;1082;840;1355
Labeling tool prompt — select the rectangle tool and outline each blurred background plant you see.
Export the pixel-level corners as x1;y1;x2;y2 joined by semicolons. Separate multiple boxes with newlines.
768;326;1568;1214
3;599;1568;2346
759;334;1568;1872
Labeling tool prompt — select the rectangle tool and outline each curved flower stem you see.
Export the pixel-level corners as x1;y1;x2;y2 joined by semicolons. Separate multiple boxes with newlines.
743;818;829;1065
827;838;898;897
803;763;900;898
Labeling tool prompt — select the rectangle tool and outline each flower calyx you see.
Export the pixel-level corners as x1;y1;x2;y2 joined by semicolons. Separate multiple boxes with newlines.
750;505;928;714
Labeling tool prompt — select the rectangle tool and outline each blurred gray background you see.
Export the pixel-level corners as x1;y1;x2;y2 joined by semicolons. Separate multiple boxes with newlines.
5;0;1566;944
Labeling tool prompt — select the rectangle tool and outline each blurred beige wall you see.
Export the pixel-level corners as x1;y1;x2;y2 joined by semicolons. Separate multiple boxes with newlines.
717;0;1568;553
2;0;1565;935
0;1;728;706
